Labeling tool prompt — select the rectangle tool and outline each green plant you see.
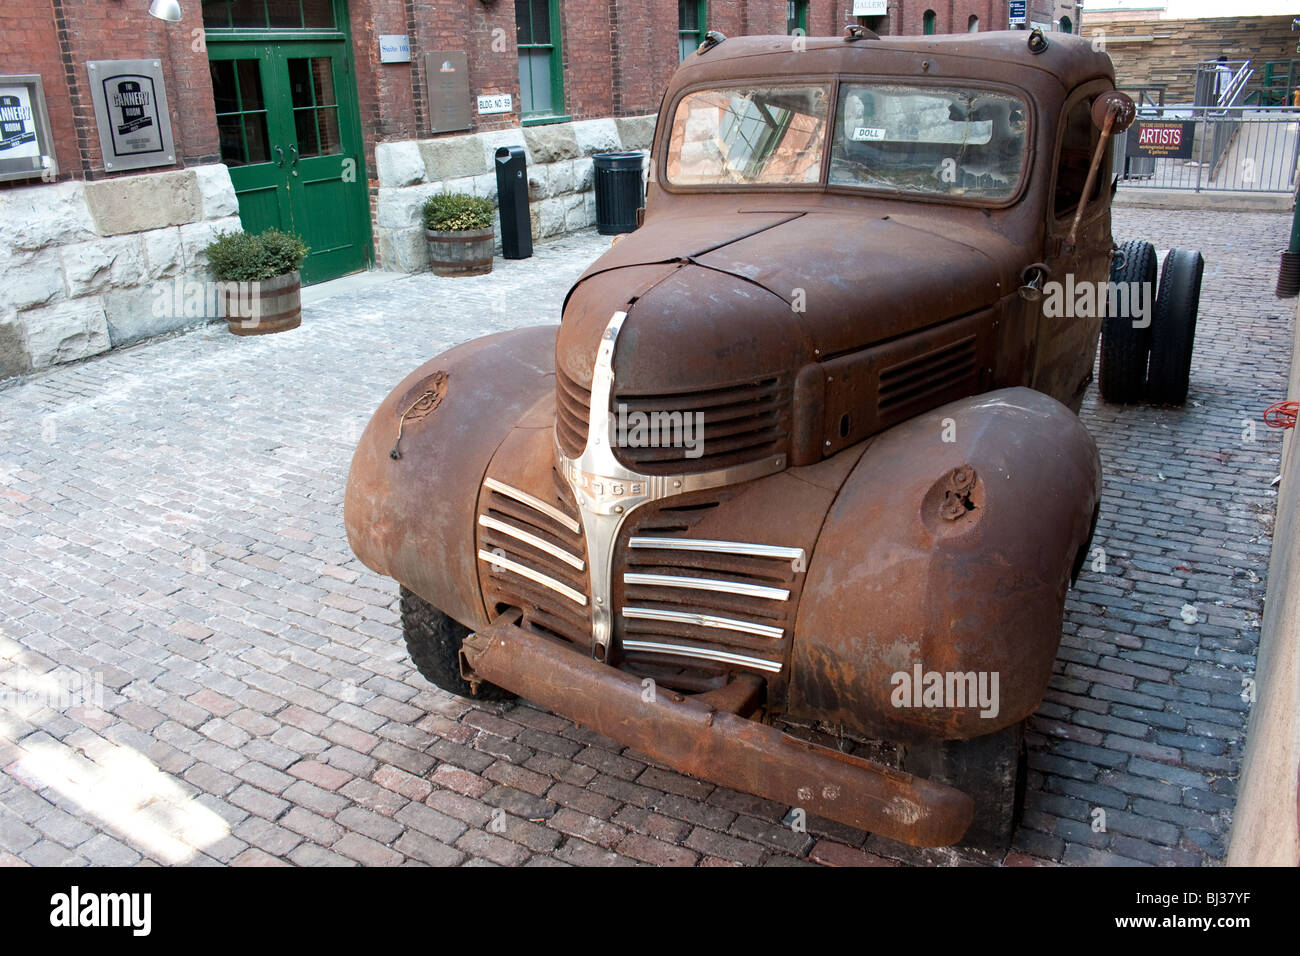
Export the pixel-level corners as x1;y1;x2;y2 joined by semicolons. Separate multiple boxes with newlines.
422;192;494;232
205;228;309;282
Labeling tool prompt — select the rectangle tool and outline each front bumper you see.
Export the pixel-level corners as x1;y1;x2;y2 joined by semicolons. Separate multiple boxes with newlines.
461;615;975;848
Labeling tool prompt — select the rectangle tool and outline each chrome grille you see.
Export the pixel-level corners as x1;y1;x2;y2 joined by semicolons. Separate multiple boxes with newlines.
612;377;789;475
617;534;805;675
555;369;590;459
477;473;591;645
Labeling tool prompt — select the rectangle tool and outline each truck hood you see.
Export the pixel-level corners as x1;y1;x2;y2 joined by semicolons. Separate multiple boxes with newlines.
565;209;1006;363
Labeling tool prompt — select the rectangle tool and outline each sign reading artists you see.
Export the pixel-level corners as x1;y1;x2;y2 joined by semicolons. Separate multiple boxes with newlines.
1125;119;1194;159
87;59;176;172
0;74;56;182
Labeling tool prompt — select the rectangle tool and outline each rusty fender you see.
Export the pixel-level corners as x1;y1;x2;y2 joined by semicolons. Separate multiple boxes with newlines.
344;326;557;630
461;619;975;847
789;386;1102;744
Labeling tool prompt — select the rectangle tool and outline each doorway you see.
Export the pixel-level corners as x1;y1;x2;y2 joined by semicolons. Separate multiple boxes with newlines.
204;0;371;284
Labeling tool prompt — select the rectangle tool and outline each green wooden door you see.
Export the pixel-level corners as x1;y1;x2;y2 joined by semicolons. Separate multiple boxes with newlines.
208;33;369;283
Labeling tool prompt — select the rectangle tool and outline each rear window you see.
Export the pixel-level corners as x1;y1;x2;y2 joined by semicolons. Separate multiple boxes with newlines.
665;84;830;186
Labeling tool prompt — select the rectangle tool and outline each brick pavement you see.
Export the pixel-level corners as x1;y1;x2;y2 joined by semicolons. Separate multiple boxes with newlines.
0;211;1292;867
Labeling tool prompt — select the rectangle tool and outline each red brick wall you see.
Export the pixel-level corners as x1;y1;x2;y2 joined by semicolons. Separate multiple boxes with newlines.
0;4;78;186
888;1;1010;35
2;1;218;183
2;0;1042;193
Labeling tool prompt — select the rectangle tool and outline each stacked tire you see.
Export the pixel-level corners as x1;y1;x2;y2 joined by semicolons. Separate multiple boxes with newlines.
1098;240;1204;407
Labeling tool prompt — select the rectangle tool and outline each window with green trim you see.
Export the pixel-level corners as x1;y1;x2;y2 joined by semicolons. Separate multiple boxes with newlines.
786;0;808;36
678;0;707;62
211;58;271;165
923;10;937;35
517;0;564;119
202;0;335;29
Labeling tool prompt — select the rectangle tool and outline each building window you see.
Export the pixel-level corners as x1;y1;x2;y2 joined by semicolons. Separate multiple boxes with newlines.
679;1;707;61
1059;16;1073;34
968;15;979;32
787;0;808;35
202;0;336;29
923;10;937;35
517;0;564;120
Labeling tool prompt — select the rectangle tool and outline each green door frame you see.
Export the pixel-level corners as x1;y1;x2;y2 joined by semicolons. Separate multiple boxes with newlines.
205;0;371;283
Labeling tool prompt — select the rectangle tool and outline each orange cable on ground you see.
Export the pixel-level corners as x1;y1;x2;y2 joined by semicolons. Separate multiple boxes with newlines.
1264;400;1298;429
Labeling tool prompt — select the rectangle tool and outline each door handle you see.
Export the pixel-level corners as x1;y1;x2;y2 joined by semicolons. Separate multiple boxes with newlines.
274;145;284;167
289;145;298;167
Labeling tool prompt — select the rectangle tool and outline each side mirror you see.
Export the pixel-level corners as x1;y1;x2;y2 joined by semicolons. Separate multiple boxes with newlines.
1065;91;1137;251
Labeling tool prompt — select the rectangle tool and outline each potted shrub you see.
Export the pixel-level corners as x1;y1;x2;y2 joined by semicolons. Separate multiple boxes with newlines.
423;192;495;277
205;227;309;336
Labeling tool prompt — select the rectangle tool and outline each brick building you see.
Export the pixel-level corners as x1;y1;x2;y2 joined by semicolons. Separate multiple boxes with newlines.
2;1;1083;380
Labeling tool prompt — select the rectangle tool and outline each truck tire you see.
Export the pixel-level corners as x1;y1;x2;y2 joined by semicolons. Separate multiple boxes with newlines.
900;720;1027;856
399;586;514;702
1146;249;1203;407
1098;240;1157;404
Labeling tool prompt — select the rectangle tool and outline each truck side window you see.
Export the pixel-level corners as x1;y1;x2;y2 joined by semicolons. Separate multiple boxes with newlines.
1054;97;1103;217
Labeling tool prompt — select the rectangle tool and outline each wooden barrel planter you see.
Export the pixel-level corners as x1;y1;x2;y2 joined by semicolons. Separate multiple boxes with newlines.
219;270;302;336
426;227;494;277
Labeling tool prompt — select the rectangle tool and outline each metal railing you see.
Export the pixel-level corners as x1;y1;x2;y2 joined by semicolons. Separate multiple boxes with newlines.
1113;105;1300;194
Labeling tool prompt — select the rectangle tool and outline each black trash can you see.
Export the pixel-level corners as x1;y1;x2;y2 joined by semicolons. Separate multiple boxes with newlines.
495;145;532;259
593;151;645;235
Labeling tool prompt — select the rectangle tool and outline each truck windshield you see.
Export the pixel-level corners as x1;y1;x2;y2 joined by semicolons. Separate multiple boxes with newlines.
665;84;830;185
829;84;1028;200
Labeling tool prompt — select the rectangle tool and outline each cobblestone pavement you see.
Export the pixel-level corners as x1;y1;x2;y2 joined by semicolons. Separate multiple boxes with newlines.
0;211;1292;867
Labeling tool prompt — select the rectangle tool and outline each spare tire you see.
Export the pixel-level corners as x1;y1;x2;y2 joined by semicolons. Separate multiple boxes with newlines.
1098;240;1157;404
1146;249;1203;407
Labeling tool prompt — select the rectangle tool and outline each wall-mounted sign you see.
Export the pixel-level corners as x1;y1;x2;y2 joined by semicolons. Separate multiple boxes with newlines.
852;0;888;15
477;93;512;115
1009;0;1027;26
87;60;175;173
1126;119;1194;159
424;52;470;133
379;35;411;63
0;74;57;183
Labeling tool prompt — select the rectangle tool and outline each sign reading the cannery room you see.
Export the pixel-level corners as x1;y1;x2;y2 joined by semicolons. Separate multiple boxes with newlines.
0;75;57;183
87;59;176;172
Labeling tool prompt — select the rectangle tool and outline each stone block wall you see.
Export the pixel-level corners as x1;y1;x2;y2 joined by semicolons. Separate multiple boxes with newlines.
374;115;656;273
0;166;241;381
1086;15;1300;105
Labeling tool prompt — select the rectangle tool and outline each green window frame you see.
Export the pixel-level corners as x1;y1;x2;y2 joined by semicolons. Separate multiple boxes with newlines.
679;0;707;62
923;9;937;35
517;0;566;123
786;0;808;36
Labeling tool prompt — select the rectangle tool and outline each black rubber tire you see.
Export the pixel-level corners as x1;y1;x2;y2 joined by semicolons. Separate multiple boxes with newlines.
399;586;514;701
1098;239;1157;404
900;720;1027;856
1146;249;1203;407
